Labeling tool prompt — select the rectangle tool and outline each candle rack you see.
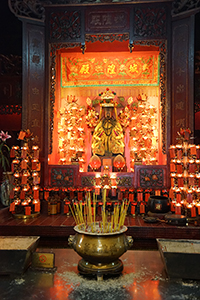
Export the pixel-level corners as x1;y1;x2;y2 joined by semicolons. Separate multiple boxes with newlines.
128;94;158;170
169;128;200;220
9;135;41;219
57;95;86;172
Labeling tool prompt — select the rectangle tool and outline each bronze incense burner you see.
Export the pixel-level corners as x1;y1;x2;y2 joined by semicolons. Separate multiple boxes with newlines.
68;223;133;278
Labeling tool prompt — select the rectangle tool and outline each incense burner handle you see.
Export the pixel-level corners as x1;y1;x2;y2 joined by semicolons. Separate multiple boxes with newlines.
125;235;133;250
68;235;76;249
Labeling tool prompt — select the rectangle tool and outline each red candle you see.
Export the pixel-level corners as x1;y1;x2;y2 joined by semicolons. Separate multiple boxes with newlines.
131;203;136;215
188;175;195;186
21;173;29;184
64;201;70;214
20;190;25;200
33;186;39;199
111;178;116;186
44;191;49;200
21;159;28;170
111;188;117;197
190;145;197;156
69;191;74;199
11;159;20;172
169;188;174;200
155;190;161;196
95;187;100;195
188;205;197;218
33;173;40;185
37;162;41;171
191;206;196;217
145;192;150;202
140;202;145;214
124;190;128;199
137;189;143;201
25;206;31;216
187;191;193;203
170;174;176;187
177;149;182;159
95;177;101;186
176;192;181;203
33;201;40;212
177;164;183;174
171;200;176;212
175;203;181;215
118;191;123;201
10;148;15;158
169;146;176;158
21;147;28;158
10;146;19;158
178;176;183;188
189;161;195;173
129;193;134;202
32;159;38;170
32;146;39;158
170;163;176;172
9;202;15;212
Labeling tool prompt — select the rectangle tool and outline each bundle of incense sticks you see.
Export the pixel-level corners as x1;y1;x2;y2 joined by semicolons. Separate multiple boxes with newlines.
69;189;129;233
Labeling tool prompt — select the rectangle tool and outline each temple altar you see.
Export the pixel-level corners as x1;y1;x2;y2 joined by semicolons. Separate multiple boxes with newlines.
9;1;173;189
4;0;198;226
47;48;166;189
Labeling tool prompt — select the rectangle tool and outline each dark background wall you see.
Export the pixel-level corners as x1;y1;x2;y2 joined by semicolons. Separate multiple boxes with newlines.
0;1;22;169
0;1;22;56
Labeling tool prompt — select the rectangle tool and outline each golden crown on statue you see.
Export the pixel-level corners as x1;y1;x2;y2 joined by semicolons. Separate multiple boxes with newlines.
99;88;116;107
137;93;148;102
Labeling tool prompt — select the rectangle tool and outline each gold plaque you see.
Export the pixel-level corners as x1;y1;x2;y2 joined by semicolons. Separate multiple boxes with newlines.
32;252;55;269
102;158;112;166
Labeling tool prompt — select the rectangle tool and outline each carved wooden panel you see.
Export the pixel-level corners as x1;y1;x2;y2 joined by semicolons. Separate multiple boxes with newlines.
133;6;168;39
85;6;130;33
116;174;133;188
172;0;200;15
80;172;134;188
22;22;45;154
49;165;79;187
172;17;194;144
134;165;168;188
81;175;95;187
47;8;83;43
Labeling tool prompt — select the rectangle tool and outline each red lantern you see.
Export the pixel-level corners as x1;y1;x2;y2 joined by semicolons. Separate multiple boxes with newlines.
89;155;101;170
113;154;125;170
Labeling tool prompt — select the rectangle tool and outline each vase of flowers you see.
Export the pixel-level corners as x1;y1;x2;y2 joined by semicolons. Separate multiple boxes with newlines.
0;131;12;206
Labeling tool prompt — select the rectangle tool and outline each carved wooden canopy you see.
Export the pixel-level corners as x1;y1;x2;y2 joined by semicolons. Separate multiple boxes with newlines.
8;0;200;21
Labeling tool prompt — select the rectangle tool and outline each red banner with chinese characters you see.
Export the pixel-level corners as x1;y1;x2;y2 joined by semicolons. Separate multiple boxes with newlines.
61;52;159;87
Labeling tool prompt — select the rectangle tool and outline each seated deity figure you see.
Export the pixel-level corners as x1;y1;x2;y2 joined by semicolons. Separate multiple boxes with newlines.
91;90;124;156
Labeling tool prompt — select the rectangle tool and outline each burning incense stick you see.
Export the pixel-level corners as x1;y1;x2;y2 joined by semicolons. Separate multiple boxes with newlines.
69;190;128;233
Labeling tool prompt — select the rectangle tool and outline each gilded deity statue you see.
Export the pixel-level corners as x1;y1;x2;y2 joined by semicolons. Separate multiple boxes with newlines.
91;89;124;156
